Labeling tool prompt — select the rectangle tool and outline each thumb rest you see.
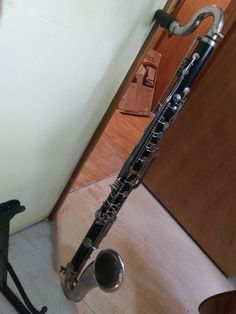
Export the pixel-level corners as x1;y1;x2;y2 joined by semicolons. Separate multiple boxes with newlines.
61;5;224;304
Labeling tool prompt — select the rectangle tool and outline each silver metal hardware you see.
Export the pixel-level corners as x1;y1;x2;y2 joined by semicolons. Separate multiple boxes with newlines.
183;87;190;96
82;237;96;250
62;250;125;302
163;122;170;131
173;94;181;102
200;36;217;47
192;53;200;60
168;5;224;41
95;209;102;218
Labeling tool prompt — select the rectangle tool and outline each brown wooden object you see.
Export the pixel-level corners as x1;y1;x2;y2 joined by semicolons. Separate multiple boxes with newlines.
199;291;236;314
144;1;236;276
118;50;161;116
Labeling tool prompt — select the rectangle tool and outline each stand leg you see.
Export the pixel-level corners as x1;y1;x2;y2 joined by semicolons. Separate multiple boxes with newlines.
2;284;30;314
0;200;48;313
0;220;9;289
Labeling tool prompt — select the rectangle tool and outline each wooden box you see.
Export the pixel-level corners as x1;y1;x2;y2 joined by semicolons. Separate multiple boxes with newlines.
118;50;161;116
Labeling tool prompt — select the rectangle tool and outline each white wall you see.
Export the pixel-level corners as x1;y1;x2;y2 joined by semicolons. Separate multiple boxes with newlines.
0;0;166;232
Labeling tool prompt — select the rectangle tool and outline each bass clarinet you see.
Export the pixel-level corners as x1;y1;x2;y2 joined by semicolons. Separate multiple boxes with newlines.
62;5;224;302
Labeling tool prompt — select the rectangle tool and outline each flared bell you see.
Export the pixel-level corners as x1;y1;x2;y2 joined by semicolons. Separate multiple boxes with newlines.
62;249;124;302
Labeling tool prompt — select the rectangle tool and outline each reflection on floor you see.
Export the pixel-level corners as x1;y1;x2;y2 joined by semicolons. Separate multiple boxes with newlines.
71;110;151;191
56;175;232;314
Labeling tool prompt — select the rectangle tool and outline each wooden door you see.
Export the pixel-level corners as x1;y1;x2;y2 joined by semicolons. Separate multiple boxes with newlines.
144;1;236;276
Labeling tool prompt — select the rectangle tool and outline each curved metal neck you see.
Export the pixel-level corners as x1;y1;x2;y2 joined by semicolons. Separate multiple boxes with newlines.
169;5;224;41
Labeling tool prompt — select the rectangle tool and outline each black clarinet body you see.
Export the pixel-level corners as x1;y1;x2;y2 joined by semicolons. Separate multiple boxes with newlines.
62;5;224;303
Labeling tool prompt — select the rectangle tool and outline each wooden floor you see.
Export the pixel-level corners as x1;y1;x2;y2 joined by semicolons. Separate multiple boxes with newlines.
1;222;80;314
55;176;233;314
71;110;151;191
1;178;234;313
3;113;233;313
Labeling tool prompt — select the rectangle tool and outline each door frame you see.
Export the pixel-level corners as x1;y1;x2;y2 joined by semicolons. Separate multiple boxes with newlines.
48;0;183;220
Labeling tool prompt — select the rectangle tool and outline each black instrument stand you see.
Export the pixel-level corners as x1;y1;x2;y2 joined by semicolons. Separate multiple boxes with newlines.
0;200;47;313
